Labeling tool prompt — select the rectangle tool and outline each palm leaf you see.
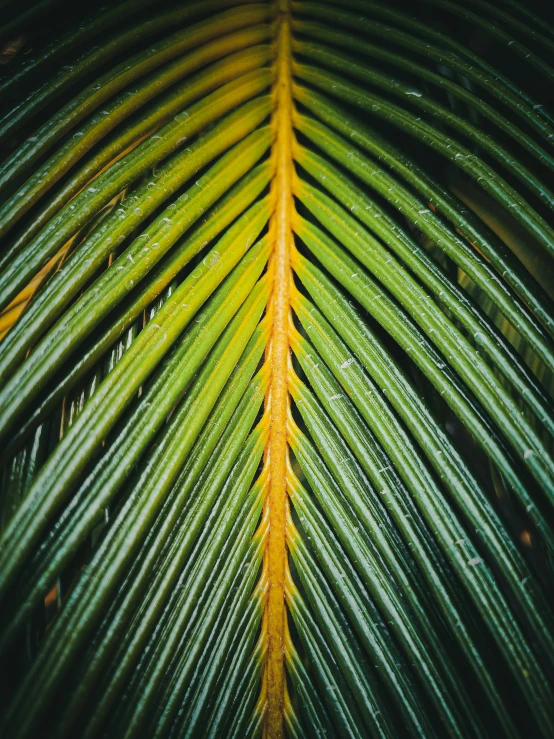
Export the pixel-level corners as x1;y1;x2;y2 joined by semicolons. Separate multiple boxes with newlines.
0;0;553;736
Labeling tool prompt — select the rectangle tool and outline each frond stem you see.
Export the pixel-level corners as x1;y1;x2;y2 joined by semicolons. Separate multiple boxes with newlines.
262;1;295;736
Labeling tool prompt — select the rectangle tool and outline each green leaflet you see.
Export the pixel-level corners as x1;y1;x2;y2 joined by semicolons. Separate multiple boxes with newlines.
0;38;272;239
0;70;271;310
0;202;270;598
1;160;272;460
290;428;473;738
417;0;554;82
114;426;266;739
0;3;271;173
295;0;554;133
293;217;554;539
295;39;554;204
295;176;554;428
0;262;269;655
293;24;554;172
4;44;271;261
68;343;267;739
292;294;554;735
293;90;554;345
295;63;554;256
0;117;271;400
290;336;516;736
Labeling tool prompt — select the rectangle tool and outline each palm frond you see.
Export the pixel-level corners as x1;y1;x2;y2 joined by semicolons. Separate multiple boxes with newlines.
1;0;553;737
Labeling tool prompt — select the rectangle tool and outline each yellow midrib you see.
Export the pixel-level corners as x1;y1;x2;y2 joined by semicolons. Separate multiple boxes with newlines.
262;0;294;736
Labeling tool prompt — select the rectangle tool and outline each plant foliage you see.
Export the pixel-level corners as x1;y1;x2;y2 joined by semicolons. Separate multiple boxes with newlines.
0;0;553;736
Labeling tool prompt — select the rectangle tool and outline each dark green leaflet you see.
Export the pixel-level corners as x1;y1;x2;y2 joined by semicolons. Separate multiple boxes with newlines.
417;0;554;82
294;217;554;537
0;0;159;95
0;36;271;239
295;63;554;257
290;338;517;737
294;177;554;435
0;3;270;157
296;0;554;131
294;39;554;201
293;86;554;345
455;0;554;51
292;23;554;171
292;295;554;735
